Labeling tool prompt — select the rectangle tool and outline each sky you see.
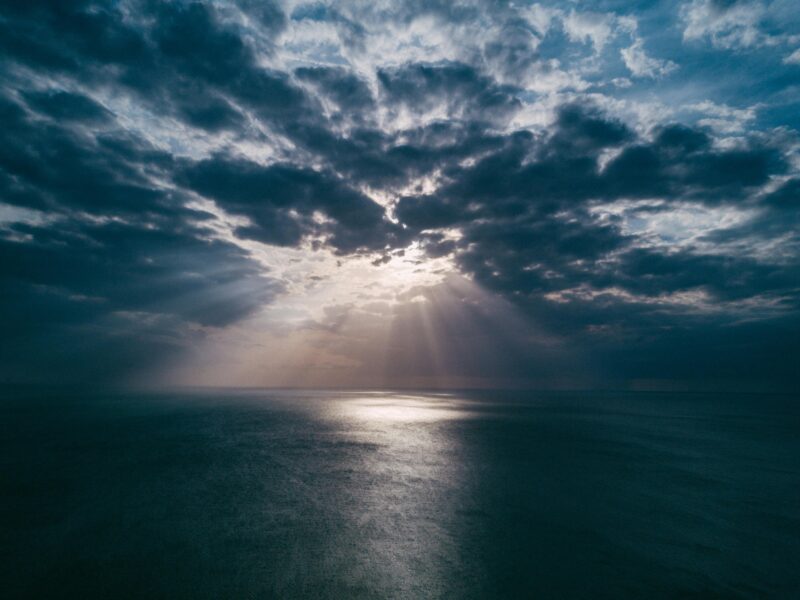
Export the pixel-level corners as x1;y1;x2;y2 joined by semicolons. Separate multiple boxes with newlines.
0;0;798;390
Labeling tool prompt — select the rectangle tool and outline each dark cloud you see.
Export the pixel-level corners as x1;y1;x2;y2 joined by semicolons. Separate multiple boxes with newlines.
0;0;147;74
0;0;306;133
153;2;252;85
0;92;180;217
0;0;797;388
174;91;244;132
21;89;111;123
0;217;281;383
295;66;376;115
701;177;800;252
603;125;783;203
139;2;309;127
548;104;633;156
286;118;509;191
395;104;626;228
0;3;288;382
378;61;522;123
608;248;800;303
2;219;277;327
390;102;799;385
179;155;409;252
764;177;800;210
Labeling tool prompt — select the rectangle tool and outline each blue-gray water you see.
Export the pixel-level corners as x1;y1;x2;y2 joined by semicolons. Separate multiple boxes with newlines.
2;389;799;599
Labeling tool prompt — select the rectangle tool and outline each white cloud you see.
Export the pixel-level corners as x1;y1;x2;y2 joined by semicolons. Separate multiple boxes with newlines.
784;48;800;64
563;10;615;52
681;0;770;49
520;3;559;36
688;100;758;133
621;39;678;78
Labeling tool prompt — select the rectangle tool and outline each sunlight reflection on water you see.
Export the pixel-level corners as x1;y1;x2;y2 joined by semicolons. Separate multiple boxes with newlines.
339;393;474;423
302;392;478;596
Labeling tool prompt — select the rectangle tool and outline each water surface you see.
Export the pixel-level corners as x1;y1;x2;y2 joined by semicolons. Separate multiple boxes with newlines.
2;389;798;598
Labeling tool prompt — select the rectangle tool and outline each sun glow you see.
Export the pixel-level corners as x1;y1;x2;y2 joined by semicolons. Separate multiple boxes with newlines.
341;393;472;423
252;241;456;323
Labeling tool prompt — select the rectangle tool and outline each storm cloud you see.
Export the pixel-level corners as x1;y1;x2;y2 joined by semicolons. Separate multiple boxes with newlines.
1;0;798;388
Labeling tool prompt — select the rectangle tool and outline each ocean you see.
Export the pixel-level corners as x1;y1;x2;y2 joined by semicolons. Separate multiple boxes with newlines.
2;388;798;599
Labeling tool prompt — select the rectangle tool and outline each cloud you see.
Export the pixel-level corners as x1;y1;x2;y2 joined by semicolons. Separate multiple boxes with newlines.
682;0;766;48
562;10;615;52
377;61;523;124
602;124;781;202
784;48;800;64
621;39;678;78
0;215;282;383
295;66;376;116
688;100;757;133
21;89;112;123
179;155;408;253
392;101;798;384
0;0;798;388
680;0;799;51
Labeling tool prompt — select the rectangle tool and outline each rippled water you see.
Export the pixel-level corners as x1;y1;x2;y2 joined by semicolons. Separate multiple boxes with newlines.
2;389;799;598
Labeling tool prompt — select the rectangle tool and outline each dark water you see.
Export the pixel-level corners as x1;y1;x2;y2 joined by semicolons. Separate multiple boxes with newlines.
1;389;799;599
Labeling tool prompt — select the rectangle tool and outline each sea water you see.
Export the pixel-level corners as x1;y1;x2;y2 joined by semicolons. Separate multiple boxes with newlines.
2;388;798;598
